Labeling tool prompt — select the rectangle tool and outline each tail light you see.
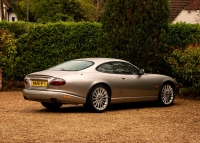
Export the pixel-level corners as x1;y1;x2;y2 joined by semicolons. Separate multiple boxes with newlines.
50;78;66;86
24;79;30;87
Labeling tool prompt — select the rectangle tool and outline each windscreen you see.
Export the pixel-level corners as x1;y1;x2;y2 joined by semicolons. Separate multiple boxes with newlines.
49;60;94;71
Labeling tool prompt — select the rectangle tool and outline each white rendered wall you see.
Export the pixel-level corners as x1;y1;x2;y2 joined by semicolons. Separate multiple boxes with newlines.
0;2;18;21
9;12;18;21
173;10;200;24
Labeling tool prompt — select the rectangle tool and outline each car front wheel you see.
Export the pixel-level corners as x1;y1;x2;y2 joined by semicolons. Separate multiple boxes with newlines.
158;83;174;106
88;85;110;113
41;102;63;109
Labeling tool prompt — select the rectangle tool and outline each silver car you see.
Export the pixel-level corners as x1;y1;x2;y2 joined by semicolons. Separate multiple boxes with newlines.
23;58;179;112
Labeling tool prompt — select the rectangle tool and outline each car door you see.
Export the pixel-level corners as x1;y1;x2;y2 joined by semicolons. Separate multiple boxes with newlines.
96;62;122;98
112;62;156;97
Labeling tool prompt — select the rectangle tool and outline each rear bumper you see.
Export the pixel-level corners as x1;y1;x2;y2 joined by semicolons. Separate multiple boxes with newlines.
23;89;86;104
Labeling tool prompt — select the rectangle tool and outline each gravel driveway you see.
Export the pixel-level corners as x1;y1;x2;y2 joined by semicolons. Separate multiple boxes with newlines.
0;91;200;143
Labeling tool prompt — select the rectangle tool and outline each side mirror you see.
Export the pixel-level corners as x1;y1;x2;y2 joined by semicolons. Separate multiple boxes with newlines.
139;69;145;75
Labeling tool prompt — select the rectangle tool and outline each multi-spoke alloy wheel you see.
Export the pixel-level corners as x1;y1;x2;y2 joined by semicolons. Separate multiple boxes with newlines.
159;84;174;106
89;85;110;112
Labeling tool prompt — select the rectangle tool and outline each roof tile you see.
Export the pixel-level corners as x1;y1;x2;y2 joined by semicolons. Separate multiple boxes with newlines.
185;0;200;10
168;0;192;22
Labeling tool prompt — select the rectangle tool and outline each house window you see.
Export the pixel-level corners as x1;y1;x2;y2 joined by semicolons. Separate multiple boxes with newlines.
12;17;15;21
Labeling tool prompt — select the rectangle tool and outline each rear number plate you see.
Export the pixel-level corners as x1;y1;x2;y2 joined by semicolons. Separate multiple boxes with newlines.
31;81;47;87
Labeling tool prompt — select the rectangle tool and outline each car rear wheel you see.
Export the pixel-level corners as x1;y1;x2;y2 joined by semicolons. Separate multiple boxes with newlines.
88;85;110;113
41;102;63;109
158;83;174;106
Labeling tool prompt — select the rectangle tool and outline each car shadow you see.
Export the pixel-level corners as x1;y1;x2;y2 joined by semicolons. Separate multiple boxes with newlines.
108;101;160;111
31;100;178;113
108;100;180;111
35;104;88;113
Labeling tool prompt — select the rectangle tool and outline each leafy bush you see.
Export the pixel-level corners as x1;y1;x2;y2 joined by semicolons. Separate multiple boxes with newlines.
101;0;170;73
0;30;17;80
14;22;102;80
167;45;200;95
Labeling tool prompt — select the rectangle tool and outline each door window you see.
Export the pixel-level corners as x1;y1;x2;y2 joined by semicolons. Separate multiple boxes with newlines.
112;62;139;75
96;63;114;73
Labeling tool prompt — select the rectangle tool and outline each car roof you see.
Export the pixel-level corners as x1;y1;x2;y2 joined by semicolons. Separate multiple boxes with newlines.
74;58;128;65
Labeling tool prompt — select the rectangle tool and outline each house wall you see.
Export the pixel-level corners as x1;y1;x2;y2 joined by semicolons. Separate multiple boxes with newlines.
3;2;8;20
0;0;18;21
0;0;3;20
173;10;200;24
8;11;18;21
0;1;8;20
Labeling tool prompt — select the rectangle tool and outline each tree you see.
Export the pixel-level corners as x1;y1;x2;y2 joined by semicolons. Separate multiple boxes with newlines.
101;0;170;73
12;0;96;23
90;0;107;21
12;0;35;22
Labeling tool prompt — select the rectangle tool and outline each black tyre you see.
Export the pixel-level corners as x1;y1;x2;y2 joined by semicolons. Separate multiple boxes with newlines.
158;83;174;106
41;102;63;109
88;85;110;113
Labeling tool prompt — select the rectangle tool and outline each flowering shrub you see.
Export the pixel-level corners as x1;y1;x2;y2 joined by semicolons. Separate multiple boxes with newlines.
167;45;200;95
0;30;17;80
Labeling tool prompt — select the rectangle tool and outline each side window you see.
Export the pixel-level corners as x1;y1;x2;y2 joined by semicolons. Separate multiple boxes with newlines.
96;63;114;73
112;62;139;75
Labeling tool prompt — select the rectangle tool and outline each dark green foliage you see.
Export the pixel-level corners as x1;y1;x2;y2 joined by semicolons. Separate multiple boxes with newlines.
1;20;200;88
101;0;170;73
14;22;102;80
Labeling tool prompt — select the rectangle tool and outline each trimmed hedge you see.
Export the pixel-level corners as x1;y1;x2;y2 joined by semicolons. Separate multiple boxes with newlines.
1;21;200;85
167;23;200;49
0;21;33;38
13;22;102;80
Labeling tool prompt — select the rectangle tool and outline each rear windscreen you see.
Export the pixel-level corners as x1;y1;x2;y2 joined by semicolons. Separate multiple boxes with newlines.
49;60;94;71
